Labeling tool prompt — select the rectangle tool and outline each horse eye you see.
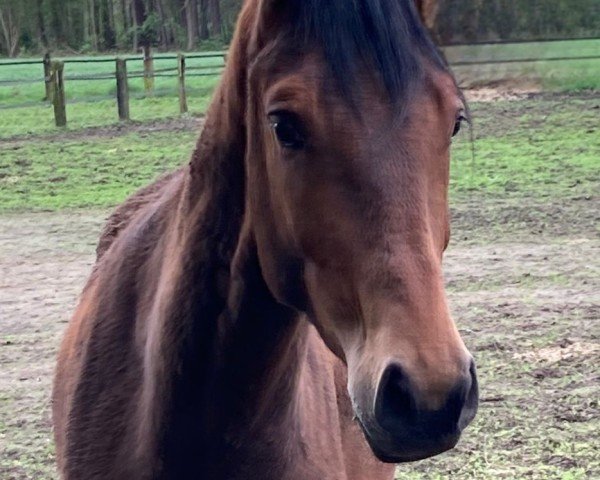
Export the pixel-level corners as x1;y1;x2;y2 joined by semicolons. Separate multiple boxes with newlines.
452;121;461;137
268;112;305;150
452;114;467;138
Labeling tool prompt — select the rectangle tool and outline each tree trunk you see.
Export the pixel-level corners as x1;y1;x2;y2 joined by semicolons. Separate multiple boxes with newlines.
83;0;89;45
208;0;221;37
112;0;126;49
132;0;147;51
65;1;76;49
50;0;67;47
153;0;170;50
199;0;209;39
466;0;484;42
122;0;130;41
105;0;114;48
100;0;116;49
89;0;99;50
36;0;49;48
98;0;105;49
185;0;199;50
0;5;21;57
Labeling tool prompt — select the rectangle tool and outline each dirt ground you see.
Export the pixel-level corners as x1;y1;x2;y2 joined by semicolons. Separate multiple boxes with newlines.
0;211;104;479
1;203;598;479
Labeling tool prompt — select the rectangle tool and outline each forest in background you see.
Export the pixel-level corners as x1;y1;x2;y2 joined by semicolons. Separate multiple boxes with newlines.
0;0;243;57
0;0;599;57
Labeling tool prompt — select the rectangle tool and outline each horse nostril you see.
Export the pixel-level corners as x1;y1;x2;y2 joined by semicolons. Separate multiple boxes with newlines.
376;364;418;430
374;360;478;440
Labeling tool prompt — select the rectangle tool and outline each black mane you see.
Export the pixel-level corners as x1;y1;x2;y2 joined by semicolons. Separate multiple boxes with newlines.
289;0;446;101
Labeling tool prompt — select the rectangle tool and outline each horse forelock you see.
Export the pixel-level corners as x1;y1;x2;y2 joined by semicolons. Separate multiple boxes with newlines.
251;0;447;103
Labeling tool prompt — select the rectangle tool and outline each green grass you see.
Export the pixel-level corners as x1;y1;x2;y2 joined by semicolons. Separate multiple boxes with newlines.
0;130;197;210
394;276;599;479
444;39;600;90
450;95;599;200
0;53;220;138
0;96;212;138
1;93;598;212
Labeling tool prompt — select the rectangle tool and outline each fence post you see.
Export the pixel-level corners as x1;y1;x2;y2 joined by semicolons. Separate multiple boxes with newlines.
178;53;188;115
43;52;52;101
51;61;66;127
116;58;130;121
143;45;154;94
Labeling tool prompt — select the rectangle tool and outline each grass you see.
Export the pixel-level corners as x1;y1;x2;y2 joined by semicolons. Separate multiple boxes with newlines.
0;96;212;138
444;39;600;90
450;95;599;200
0;129;197;210
394;272;599;479
0;53;220;138
1;93;598;212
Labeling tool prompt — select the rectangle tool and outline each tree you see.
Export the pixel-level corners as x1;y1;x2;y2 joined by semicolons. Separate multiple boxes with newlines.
207;0;221;38
111;0;127;49
184;0;199;49
199;0;209;39
35;0;49;49
1;0;599;57
87;0;99;51
0;1;21;57
131;0;147;51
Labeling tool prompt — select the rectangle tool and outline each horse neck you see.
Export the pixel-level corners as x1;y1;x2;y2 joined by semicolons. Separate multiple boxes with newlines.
215;236;309;422
202;246;310;476
154;177;309;475
147;9;311;473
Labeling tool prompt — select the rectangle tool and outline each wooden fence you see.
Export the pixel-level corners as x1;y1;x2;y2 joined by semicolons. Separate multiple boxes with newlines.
0;48;226;127
1;38;599;128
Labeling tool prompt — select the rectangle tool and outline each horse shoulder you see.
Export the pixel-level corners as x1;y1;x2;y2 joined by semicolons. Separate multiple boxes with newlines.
96;169;184;261
54;169;187;479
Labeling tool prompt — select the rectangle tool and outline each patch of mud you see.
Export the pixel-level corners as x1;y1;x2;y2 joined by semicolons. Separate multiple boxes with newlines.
450;197;600;241
513;340;600;364
2;208;600;478
463;86;540;103
3;115;205;146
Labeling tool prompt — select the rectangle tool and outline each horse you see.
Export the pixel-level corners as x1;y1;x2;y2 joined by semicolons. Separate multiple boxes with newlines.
52;1;478;478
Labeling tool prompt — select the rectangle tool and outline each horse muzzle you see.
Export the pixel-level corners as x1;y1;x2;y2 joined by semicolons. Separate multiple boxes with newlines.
354;359;479;463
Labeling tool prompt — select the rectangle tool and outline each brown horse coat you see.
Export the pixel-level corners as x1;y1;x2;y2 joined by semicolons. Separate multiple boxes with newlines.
53;1;477;479
54;168;393;480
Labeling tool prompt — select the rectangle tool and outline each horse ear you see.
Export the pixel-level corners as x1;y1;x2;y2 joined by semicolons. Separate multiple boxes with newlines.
413;0;439;30
258;0;285;12
256;0;287;27
251;0;289;48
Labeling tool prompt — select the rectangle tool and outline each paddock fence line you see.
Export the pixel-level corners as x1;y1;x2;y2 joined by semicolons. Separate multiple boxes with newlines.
439;34;600;47
0;47;227;126
0;38;599;127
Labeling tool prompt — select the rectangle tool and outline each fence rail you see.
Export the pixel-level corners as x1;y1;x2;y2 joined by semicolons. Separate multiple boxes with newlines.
440;35;600;47
0;51;227;66
0;39;598;127
451;54;600;67
0;48;226;125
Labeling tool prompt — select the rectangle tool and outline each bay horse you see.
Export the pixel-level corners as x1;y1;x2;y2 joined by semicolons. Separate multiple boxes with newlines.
52;1;478;479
